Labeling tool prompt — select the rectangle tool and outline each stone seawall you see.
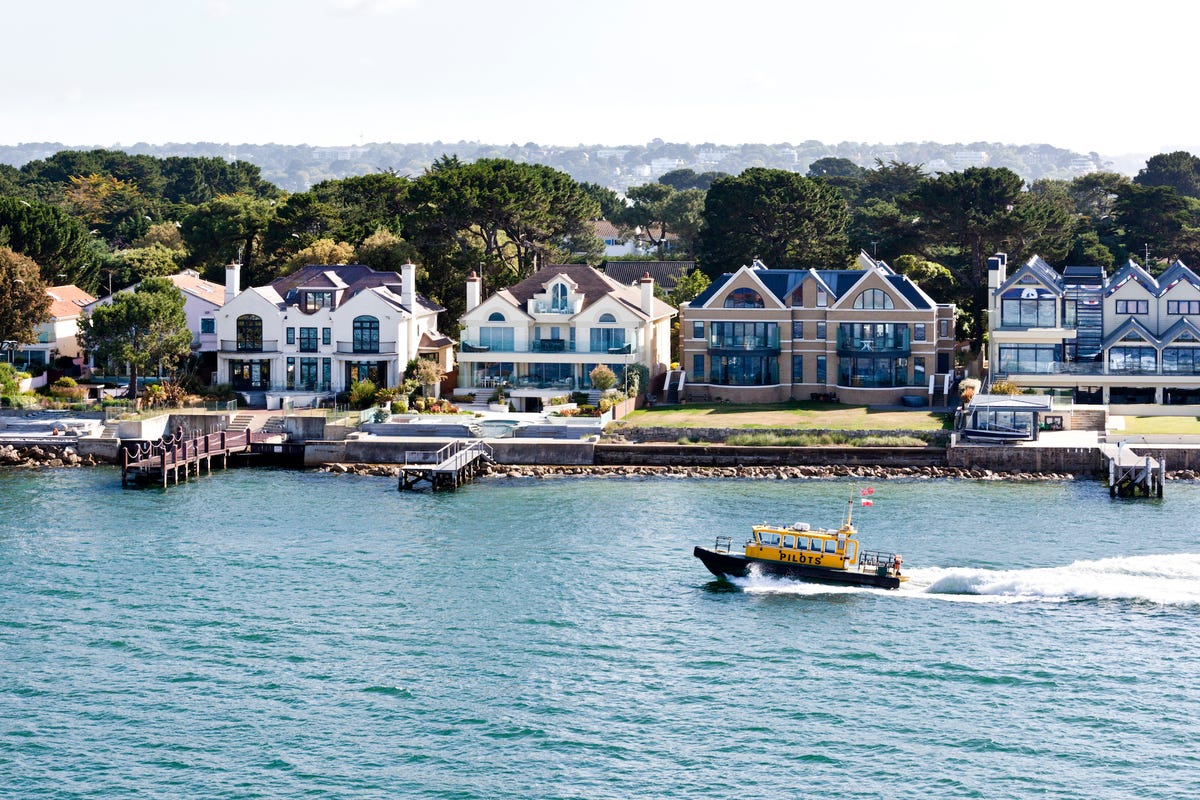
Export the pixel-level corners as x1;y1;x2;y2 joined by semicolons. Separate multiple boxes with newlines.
596;443;948;468
616;426;947;445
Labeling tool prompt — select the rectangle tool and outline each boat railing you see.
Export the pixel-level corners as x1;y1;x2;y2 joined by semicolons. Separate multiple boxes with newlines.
714;535;732;553
859;549;899;568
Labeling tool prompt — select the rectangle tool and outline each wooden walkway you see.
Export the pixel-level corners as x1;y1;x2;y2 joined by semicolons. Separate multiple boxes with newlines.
122;427;275;488
1100;443;1164;497
398;440;493;491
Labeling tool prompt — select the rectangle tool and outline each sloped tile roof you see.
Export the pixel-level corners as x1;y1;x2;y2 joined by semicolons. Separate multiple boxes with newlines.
602;261;695;290
45;285;96;319
503;264;674;319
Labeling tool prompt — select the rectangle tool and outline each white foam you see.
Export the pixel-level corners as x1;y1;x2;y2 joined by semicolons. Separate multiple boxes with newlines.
727;554;1200;606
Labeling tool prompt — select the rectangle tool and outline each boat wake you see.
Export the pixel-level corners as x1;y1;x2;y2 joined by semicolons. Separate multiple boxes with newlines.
731;554;1200;606
908;553;1200;606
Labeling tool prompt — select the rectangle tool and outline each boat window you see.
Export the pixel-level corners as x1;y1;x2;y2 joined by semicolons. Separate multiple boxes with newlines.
783;535;795;548
760;532;781;547
824;540;838;554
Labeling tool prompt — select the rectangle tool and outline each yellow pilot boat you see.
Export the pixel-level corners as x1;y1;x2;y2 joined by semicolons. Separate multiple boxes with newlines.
693;490;906;589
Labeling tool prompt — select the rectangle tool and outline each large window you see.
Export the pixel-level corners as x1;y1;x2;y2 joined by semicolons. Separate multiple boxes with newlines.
838;356;908;387
298;357;319;390
692;354;705;381
913;356;926;386
299;327;318;353
478;326;514;351
551;283;569;312
1115;299;1149;315
590;326;626;352
837;323;909;353
353;316;380;353
1167;300;1200;315
710;355;779;385
1108;346;1156;374
853;289;894;309
816;355;826;383
236;315;263;351
708;322;779;350
1163;347;1200;374
724;288;764;308
998;344;1059;374
229;359;269;389
301;291;334;312
347;361;387;385
1000;292;1056;327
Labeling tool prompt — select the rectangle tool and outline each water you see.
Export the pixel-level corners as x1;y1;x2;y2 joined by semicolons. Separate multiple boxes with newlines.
2;468;1198;799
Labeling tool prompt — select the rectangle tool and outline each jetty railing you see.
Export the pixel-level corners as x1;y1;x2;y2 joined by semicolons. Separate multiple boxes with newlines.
121;426;273;487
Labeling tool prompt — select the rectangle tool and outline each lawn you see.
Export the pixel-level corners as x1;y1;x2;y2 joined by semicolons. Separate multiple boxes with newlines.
621;401;950;431
1119;415;1200;435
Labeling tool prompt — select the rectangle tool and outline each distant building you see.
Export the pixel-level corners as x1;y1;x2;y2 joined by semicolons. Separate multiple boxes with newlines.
215;262;453;406
680;254;957;405
987;253;1200;404
602;261;695;295
456;264;675;411
9;285;96;369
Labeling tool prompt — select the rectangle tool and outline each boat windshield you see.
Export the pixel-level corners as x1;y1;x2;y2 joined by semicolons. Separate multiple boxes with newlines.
759;531;781;546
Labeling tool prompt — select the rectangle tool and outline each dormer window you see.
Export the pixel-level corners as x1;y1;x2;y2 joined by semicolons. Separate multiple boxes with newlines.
301;291;334;312
551;283;569;313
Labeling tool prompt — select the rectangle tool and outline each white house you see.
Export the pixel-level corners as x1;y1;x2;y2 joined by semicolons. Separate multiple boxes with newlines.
7;284;96;370
457;264;676;410
215;262;453;406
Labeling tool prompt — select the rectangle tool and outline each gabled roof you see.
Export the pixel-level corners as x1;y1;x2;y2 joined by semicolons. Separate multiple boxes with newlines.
1158;316;1200;346
692;259;941;310
419;331;456;349
997;255;1065;296
46;285;96;319
1102;317;1161;350
503;264;674;320
269;263;442;315
1106;260;1159;297
166;270;225;306
1157;259;1200;294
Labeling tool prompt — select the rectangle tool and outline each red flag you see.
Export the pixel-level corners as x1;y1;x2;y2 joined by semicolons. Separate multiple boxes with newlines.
861;499;874;506
860;487;875;496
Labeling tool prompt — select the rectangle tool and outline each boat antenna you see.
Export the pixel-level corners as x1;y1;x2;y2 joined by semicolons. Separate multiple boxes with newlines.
845;485;854;527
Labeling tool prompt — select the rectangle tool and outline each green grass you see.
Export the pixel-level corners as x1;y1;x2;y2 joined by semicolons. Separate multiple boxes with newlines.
1120;415;1200;435
623;401;950;431
722;432;932;447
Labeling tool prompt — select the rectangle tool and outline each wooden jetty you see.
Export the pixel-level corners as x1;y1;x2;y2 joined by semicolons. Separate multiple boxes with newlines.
398;440;493;491
1100;442;1164;497
122;427;275;488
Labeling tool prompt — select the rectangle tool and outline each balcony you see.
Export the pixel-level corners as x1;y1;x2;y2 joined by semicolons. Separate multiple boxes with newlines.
457;340;638;355
220;339;280;353
335;340;398;355
836;329;910;355
707;336;780;351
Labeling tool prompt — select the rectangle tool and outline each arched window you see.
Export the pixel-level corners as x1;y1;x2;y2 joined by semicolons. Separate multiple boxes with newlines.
488;312;506;322
236;314;263;351
552;283;569;312
724;288;764;308
853;289;893;310
353;315;380;353
598;313;616;323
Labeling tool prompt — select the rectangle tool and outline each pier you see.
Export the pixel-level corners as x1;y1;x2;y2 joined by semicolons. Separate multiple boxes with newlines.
1101;442;1164;497
397;440;493;491
121;427;275;488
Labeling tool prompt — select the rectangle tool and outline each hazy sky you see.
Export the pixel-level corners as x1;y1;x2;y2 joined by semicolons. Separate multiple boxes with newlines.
4;0;1194;155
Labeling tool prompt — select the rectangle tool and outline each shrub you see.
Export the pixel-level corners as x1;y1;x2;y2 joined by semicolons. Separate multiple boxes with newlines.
53;376;78;388
989;380;1022;395
589;364;617;391
349;380;378;409
571;391;590;405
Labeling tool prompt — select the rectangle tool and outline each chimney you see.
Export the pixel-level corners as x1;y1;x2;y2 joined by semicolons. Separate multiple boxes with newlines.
987;253;1007;291
401;263;416;310
640;271;655;315
224;261;241;304
466;270;482;312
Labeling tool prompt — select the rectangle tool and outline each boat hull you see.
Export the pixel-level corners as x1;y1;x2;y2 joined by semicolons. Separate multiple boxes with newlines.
693;546;901;590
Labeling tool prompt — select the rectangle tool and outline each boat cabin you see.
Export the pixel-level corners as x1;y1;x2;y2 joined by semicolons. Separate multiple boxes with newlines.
746;522;859;570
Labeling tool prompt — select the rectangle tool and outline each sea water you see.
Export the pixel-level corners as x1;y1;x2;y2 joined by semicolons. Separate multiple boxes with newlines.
1;468;1198;799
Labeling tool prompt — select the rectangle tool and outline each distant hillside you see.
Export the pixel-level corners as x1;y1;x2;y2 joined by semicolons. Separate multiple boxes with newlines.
0;140;1146;194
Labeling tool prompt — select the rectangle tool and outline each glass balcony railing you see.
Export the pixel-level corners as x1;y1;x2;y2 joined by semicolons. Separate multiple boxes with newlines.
335;340;397;354
836;329;910;353
459;340;637;355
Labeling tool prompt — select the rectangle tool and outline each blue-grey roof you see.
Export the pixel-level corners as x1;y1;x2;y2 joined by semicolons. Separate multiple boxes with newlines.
689;263;938;309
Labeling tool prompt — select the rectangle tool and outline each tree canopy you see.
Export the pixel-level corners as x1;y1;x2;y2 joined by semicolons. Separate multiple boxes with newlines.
0;246;51;345
79;277;192;396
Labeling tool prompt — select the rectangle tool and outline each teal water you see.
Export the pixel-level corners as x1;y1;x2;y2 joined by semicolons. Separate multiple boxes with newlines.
2;468;1199;799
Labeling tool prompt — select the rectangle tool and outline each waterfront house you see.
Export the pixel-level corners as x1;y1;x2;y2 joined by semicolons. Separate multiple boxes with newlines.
7;284;96;370
215;262;453;407
987;253;1200;405
678;254;957;405
85;269;226;379
456;264;675;411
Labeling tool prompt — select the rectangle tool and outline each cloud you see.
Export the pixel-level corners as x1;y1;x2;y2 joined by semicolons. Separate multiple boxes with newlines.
327;0;421;15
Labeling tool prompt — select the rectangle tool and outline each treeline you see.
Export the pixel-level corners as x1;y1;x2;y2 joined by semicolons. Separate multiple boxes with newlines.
3;148;1200;345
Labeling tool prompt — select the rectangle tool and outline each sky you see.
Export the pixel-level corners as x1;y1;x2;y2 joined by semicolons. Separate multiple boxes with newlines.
3;0;1196;157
